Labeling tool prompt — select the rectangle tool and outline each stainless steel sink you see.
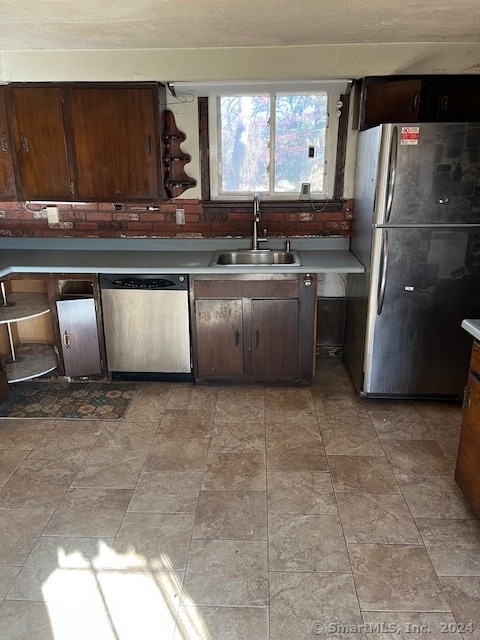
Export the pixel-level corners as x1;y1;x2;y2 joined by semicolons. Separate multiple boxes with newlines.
209;249;302;266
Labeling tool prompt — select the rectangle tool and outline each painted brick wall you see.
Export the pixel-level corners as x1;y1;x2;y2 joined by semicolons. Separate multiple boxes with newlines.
0;199;353;238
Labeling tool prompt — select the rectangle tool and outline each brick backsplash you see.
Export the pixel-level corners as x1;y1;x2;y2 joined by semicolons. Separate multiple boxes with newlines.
0;199;353;238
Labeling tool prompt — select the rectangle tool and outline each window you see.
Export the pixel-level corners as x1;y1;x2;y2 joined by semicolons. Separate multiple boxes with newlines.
209;92;341;200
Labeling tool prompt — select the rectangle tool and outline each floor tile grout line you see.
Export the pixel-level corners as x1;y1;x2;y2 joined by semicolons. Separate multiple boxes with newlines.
179;383;217;625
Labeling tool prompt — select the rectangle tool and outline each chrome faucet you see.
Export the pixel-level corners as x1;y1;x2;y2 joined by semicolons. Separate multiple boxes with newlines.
252;193;267;250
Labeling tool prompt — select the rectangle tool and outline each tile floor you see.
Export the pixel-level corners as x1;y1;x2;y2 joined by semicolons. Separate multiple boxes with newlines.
0;358;479;640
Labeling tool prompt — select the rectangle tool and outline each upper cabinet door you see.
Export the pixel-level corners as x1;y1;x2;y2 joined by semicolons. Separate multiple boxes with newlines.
357;78;422;129
433;76;480;122
0;87;16;200
357;76;480;130
10;87;73;200
68;86;161;200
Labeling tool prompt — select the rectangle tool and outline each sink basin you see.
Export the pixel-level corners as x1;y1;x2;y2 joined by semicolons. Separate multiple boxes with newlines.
210;249;302;266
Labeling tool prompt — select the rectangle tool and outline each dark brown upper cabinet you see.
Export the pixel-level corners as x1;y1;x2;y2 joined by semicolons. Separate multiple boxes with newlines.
428;76;480;122
0;87;17;200
5;82;165;202
10;86;73;200
68;86;162;201
355;75;480;130
356;77;422;129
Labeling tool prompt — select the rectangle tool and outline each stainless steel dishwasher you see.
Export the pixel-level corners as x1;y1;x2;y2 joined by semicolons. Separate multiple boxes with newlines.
99;274;192;380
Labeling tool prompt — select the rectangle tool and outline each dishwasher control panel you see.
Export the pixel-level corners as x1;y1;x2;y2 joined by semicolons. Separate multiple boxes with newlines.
99;274;188;290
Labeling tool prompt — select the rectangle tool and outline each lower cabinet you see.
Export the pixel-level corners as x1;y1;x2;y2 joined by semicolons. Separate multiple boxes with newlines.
56;298;102;377
455;339;480;517
194;298;244;376
191;274;316;384
50;275;105;378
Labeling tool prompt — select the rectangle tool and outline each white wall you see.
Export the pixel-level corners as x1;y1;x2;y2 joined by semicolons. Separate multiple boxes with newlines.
2;43;479;82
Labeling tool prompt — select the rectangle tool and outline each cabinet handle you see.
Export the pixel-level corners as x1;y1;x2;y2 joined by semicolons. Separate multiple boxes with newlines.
20;133;29;152
255;329;260;348
1;132;8;153
63;330;71;349
234;328;240;347
147;135;153;155
303;273;313;287
440;95;449;112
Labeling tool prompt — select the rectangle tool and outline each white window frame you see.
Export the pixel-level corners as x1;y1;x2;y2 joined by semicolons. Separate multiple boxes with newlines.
208;92;341;201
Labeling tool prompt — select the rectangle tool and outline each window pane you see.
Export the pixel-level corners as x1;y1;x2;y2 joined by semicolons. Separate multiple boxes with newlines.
274;94;328;193
219;96;270;193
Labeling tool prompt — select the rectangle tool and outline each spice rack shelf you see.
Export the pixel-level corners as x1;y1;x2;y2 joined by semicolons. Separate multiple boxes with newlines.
161;110;197;199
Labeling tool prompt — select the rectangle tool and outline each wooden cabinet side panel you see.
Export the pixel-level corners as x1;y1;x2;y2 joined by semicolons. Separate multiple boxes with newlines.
56;298;102;377
69;87;160;200
10;87;72;199
194;299;244;376
455;372;480;517
470;341;480;376
298;275;317;382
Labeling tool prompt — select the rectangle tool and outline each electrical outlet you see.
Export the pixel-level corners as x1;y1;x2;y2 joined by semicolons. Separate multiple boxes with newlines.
46;206;60;224
300;183;311;200
175;208;185;225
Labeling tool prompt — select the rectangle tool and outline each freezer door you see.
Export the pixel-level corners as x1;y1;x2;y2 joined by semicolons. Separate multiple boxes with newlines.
350;124;383;261
363;227;480;397
375;123;480;225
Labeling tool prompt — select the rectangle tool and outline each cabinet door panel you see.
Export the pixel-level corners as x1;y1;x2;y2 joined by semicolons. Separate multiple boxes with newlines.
360;78;422;128
57;298;102;377
251;299;298;377
455;372;480;517
0;88;16;199
10;87;72;199
195;299;243;376
434;77;480;122
69;87;159;200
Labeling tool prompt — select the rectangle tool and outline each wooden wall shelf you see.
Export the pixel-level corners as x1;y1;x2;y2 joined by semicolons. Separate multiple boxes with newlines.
161;110;196;199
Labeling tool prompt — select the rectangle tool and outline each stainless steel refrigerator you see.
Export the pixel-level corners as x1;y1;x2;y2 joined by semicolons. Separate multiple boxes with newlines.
344;122;480;398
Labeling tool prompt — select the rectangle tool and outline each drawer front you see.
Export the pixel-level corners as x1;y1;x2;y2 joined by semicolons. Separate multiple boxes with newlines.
194;279;299;299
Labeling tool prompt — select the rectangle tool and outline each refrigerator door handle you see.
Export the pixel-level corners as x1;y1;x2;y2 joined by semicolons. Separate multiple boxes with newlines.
377;230;388;315
384;126;398;224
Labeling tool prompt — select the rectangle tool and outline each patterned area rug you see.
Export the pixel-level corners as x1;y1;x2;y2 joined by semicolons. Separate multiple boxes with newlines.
0;382;136;420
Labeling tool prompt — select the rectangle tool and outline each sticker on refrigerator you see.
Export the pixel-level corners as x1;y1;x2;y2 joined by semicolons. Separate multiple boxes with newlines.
400;126;420;145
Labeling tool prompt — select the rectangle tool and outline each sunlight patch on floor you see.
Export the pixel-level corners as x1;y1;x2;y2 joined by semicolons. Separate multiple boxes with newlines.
41;542;210;640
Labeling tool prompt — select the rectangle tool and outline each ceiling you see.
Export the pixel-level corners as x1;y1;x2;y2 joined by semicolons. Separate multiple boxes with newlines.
1;0;479;51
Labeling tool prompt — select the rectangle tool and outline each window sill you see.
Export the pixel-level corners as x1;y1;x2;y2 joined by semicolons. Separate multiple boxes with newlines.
202;199;346;214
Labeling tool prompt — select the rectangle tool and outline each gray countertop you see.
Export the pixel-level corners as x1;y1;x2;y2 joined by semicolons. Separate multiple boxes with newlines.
0;237;365;276
462;319;480;342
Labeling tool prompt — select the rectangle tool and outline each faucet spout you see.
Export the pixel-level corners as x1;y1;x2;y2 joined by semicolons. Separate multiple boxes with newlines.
252;193;261;250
